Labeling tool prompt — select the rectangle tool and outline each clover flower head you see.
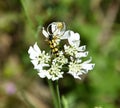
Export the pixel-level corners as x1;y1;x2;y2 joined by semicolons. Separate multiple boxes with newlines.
28;22;95;81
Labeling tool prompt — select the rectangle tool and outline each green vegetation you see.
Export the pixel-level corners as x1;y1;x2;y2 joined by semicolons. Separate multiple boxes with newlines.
0;0;120;108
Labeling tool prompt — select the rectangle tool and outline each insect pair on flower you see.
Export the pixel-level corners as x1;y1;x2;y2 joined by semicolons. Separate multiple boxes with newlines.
28;22;95;81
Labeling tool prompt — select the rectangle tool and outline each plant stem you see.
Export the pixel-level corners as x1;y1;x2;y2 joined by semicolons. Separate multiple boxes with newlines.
55;80;61;108
48;80;62;108
20;0;35;35
48;80;58;108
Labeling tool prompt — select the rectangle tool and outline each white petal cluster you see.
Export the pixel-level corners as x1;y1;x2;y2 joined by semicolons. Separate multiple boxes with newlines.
68;58;95;79
37;63;64;81
63;30;95;79
52;51;68;66
28;43;50;70
28;43;67;81
28;22;95;81
41;63;64;81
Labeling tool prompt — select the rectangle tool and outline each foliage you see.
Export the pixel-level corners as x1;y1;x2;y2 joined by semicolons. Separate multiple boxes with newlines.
0;0;120;108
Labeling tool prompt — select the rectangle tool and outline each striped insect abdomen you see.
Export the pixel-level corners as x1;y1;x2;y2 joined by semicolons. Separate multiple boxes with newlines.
48;39;59;56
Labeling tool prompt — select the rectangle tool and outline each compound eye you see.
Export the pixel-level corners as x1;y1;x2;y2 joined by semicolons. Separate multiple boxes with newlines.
47;22;66;36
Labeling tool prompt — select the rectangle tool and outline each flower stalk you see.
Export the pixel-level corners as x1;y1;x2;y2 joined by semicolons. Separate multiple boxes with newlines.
48;80;58;108
55;80;61;108
28;22;95;108
48;80;61;108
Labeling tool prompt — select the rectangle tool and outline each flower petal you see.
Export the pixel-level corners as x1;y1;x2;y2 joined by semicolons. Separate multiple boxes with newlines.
38;70;47;78
83;57;92;64
78;45;86;51
28;43;41;59
61;30;71;39
42;27;49;38
81;63;95;72
75;51;88;58
67;31;80;47
28;47;38;59
33;43;41;53
68;71;82;79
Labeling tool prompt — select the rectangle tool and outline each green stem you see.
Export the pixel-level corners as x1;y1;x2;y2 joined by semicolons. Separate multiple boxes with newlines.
55;80;61;108
48;80;58;108
20;0;35;35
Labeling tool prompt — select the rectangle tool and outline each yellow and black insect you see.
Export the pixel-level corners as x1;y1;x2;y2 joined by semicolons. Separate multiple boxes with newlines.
48;36;59;56
42;22;66;56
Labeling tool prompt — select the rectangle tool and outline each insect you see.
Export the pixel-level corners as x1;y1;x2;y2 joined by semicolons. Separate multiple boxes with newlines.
42;22;66;56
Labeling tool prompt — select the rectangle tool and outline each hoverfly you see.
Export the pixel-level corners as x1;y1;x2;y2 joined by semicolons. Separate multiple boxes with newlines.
42;22;66;56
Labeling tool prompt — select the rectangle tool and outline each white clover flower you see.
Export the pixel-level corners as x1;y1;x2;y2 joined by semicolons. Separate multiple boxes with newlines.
28;43;50;70
68;58;95;79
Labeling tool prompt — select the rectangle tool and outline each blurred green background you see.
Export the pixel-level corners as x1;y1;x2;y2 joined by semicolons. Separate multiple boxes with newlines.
0;0;120;108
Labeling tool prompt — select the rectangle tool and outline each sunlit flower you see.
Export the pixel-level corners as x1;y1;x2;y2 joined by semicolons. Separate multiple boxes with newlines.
37;52;68;80
64;31;87;58
68;61;83;79
63;30;80;47
68;58;95;79
52;51;68;66
28;43;50;70
64;44;88;58
38;63;64;81
63;30;95;79
28;43;67;81
64;30;88;58
28;22;95;81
